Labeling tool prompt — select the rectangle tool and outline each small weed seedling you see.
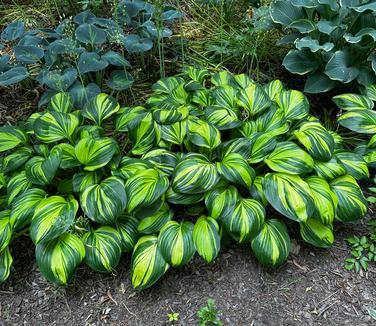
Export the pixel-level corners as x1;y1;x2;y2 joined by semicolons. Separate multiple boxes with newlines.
167;312;179;323
197;299;223;326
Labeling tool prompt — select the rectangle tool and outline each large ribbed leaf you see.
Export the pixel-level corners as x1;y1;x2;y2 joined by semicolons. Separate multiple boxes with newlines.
114;106;147;132
187;118;221;150
330;175;367;222
238;83;270;116
137;203;173;234
72;171;103;193
158;221;195;267
256;107;289;137
166;187;204;205
35;233;85;285
248;132;277;163
83;226;122;272
82;93;120;126
2;146;32;173
160;120;187;145
0;248;12;284
81;176;126;224
251;219;291;267
264;173;315;222
333;93;374;111
172;153;219;194
30;196;78;244
212;85;238;109
250;176;268;206
338;108;376;134
0;126;28;152
223;197;265;243
114;157;153;180
205;186;238;220
314;158;347;180
294;121;334;161
0;211;12;252
131;235;169;290
55;143;80;169
300;218;334;248
335;151;369;180
265;141;314;174
142;149;179;176
125;169;169;213
6;171;32;205
205;105;241;130
193;216;220;263
152;105;189;124
75;137;117;171
34;112;80;143
48;92;73;113
264;80;284;101
276;90;309;121
115;216;139;252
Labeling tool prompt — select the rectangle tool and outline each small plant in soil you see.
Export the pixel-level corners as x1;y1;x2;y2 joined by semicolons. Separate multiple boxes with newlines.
167;311;179;323
197;298;223;326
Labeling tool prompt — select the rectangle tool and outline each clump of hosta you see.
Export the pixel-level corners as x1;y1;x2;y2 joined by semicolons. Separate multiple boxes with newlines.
0;68;368;289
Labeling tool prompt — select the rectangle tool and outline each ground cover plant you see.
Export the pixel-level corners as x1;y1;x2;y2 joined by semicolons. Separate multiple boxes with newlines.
254;0;376;93
0;67;369;290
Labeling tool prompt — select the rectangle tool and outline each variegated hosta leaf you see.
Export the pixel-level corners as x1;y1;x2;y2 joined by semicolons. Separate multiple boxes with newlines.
72;171;103;193
300;218;334;248
306;176;337;225
255;107;289;137
217;138;253;160
114;106;148;132
55;143;80;169
48;92;74;113
81;176;127;224
251;219;290;267
224;197;265;243
30;196;78;244
216;153;255;188
193;216;220;263
172;153;219;194
205;186;238;220
314;158;346;180
0;126;28;152
158;221;195;267
187;118;221;150
234;73;253;88
6;171;32;204
294;121;334;161
250;176;268;206
362;84;376;101
34;112;80;143
82;93;120;126
263;173;315;222
0;247;12;284
152;105;189;124
152;76;185;94
238;120;258;138
25;147;61;185
83;226;122;272
10;188;46;231
128;112;160;155
115;216;139;252
2;146;32;173
334;151;369;180
0;211;12;252
212;85;238;109
248;132;277;163
142;149;179;176
75;137;117;171
114;157;153;180
137;203;173;234
132;197;165;220
205;105;241;130
192;89;212;106
125;169;169;213
160;120;187;145
338;109;376;134
265;141;314;174
35;233;85;285
211;70;234;87
276;89;309;121
330;175;367;222
333;93;374;110
131;235;169;290
264;79;284;101
185;66;209;84
166;187;204;205
238;83;270;116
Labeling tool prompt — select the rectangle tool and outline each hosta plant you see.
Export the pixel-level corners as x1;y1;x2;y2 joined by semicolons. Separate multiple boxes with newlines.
0;68;368;289
254;0;376;93
0;3;180;106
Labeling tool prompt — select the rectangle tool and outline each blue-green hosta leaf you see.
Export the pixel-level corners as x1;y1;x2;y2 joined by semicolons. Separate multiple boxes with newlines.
325;51;359;84
75;23;106;45
13;45;44;64
333;93;374;111
124;34;153;53
291;0;317;7
78;51;108;74
288;19;316;33
205;186;238;220
295;36;334;52
75;137;117;171
48;92;74;113
306;176;337;225
216;153;255;188
0;126;28;152
137;203;173;234
265;141;314;175
294;121;335;161
335;151;369;180
276;89;309;121
9;188;46;231
6;171;32;205
270;1;304;25
0;211;12;252
223;197;265;243
2;146;33;173
115;216;139;252
300;218;334;248
83;226;122;272
102;51;131;67
25;148;61;185
264;173;315;222
304;72;339;93
41;68;78;92
238;83;270;117
193;216;220;263
0;248;12;284
131;235;169;290
283;49;319;75
30;196;78;244
344;28;376;44
314;157;347;180
349;1;376;12
251;219;290;267
338;109;376;134
68;82;101;108
106;70;134;91
330;175;367;222
34;112;79;143
82;93;120;126
1;21;24;41
81;176;126;224
141;149;179;176
0;67;30;86
125;169;169;213
36;233;85;285
172;153;219;194
158;221;195;267
74;10;96;24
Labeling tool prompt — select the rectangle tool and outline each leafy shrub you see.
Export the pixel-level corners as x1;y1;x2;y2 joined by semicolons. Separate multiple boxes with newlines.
0;2;181;106
0;68;368;289
254;0;376;93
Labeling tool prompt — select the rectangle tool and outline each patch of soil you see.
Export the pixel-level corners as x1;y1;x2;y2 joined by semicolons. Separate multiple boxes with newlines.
0;214;375;326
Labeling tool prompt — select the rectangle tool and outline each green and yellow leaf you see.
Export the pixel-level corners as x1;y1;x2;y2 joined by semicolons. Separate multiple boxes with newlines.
300;218;334;248
83;93;120;126
193;216;220;263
